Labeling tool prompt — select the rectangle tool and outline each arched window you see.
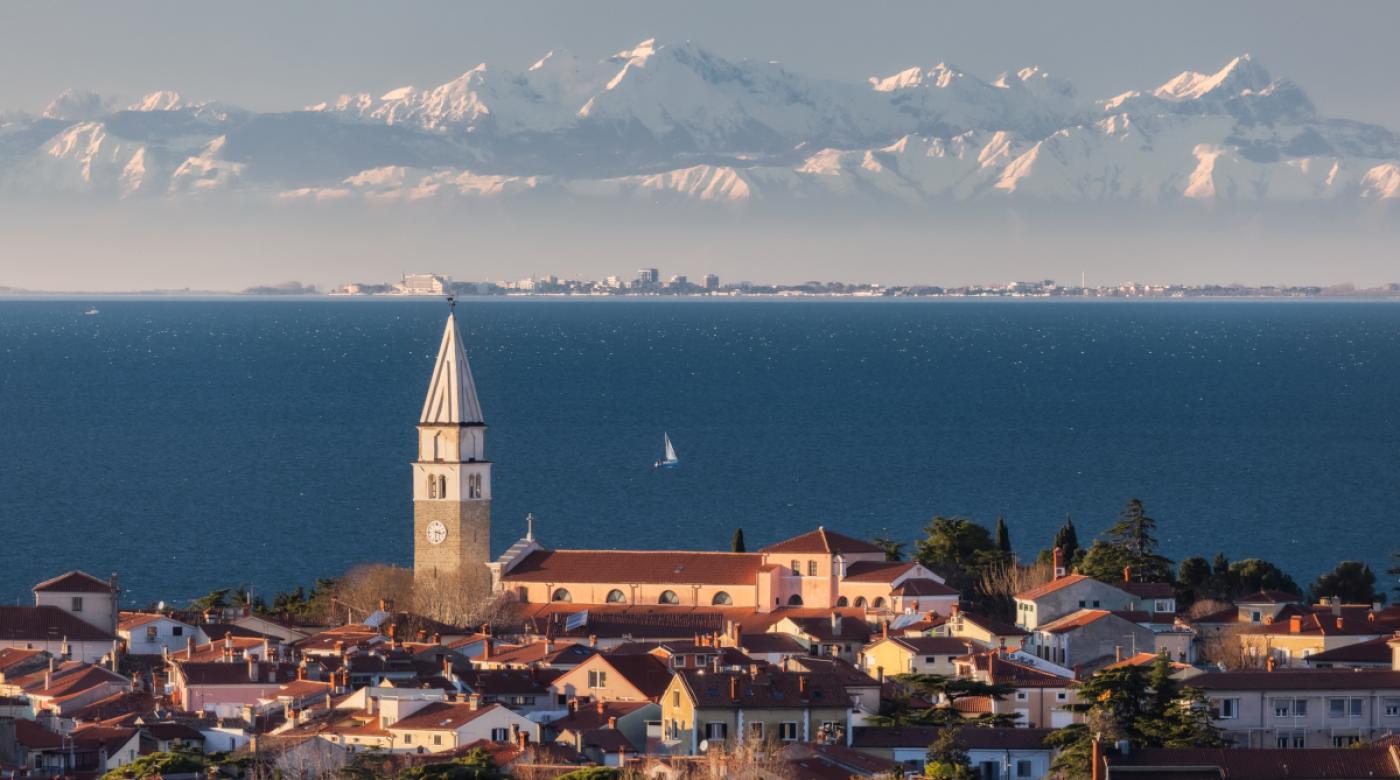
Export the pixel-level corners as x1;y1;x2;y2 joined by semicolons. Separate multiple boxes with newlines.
787;594;804;606
854;597;867;608
658;590;679;605
836;596;849;607
432;432;443;461
468;473;482;499
872;597;886;609
551;588;572;603
427;475;438;499
711;591;732;606
606;589;627;604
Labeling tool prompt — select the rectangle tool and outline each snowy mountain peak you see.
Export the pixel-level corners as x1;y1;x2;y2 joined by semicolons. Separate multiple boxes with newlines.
128;91;185;112
871;63;966;92
613;38;659;63
1154;53;1271;101
42;89;115;120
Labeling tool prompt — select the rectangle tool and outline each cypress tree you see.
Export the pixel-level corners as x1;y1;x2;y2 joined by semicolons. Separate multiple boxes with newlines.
730;528;745;553
994;516;1012;558
1053;515;1080;562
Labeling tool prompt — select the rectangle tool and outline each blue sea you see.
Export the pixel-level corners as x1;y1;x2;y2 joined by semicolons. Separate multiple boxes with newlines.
1;298;1397;606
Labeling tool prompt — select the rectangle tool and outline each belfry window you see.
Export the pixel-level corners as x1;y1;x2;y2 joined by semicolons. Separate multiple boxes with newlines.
606;589;627;603
468;473;482;499
435;475;448;498
427;476;438;499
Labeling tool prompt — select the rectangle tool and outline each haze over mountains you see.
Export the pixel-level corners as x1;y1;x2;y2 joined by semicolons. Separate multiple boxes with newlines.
2;39;1398;206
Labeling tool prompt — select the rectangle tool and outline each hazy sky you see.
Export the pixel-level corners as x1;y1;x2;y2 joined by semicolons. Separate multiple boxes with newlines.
1;1;1398;290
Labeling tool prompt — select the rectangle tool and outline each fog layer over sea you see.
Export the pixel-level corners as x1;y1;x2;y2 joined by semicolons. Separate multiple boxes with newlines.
1;298;1396;605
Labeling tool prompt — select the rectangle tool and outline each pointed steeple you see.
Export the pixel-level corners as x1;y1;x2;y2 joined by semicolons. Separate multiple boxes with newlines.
420;313;484;424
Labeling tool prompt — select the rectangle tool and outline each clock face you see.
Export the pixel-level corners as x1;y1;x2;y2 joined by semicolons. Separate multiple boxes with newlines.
426;521;448;545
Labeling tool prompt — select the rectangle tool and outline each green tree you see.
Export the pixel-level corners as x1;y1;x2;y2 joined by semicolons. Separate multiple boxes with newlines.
1053;515;1081;564
731;528;746;553
924;727;976;780
994;516;1013;561
1228;559;1301;598
190;588;231;612
1390;552;1400;599
914;516;999;593
555;769;620;780
1177;557;1211;601
101;745;207;779
869;673;1019;728
1311;561;1381;604
395;749;506;780
872;535;906;562
1080;499;1172;584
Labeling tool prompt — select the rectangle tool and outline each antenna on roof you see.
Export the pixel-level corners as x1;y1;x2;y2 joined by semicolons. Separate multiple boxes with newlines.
526;513;535;541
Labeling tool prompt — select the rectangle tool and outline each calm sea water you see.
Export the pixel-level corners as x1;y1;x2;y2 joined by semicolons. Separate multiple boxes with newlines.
1;298;1397;606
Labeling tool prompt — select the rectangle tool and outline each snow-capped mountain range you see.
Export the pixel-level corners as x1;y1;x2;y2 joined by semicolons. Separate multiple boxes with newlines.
2;41;1397;204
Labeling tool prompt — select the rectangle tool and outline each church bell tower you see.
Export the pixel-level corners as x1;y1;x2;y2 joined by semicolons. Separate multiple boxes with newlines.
413;309;491;592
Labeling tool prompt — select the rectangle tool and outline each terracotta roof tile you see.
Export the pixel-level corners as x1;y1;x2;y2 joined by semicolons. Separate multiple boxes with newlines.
504;550;762;586
841;561;916;582
32;571;117;594
762;529;884;555
1305;635;1394;664
893;578;959;597
1038;609;1115;634
388;702;503;731
680;669;849;709
1015;574;1094;602
1111;747;1400;779
878;636;972;655
0;605;116;642
1190;669;1400;691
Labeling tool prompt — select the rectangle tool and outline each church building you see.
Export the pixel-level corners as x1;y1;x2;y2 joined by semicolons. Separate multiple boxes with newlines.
412;311;492;593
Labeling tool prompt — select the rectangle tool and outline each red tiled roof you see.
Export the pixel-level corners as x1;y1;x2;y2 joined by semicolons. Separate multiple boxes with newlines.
893;578;959;597
13;661;128;699
960;651;1071;688
548;701;653;732
1039;609;1115;634
503;550;762;585
1190;669;1400;691
679;670;850;709
388;702;504;731
785;656;879;688
1305;635;1394;664
952;612;1029;636
782;616;872;643
593;653;675;700
572;728;639;754
762;528;884;556
175;661;296;686
479;641;596;667
0;647;48;674
1015;574;1093;602
33;571;117;594
878;636;973;655
1111;747;1400;779
1102;652;1193;671
738;633;810;655
1239;611;1395;638
0;605;116;642
841;561;916;582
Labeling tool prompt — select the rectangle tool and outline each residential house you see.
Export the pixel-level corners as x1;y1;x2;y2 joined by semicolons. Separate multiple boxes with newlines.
1192;667;1400;748
1103;746;1400;779
852;726;1056;780
954;649;1078;729
1;660;133;718
929;607;1030;652
659;669;852;754
544;700;660;759
1234;604;1397;668
861;635;973;678
1029;609;1157;672
170;657;297;717
31;572;120;636
117;612;197;656
472;640;597;671
550;652;674;704
386;701;538;754
768;612;872;663
1014;575;1136;632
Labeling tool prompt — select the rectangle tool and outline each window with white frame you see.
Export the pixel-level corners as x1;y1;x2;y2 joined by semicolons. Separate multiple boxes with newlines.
491;728;510;742
1016;759;1034;778
705;722;728;740
1385;699;1400;717
588;670;607;688
779;722;798;741
1214;698;1239;719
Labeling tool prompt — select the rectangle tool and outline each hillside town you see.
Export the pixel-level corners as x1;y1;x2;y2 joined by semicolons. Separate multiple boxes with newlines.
5;311;1400;780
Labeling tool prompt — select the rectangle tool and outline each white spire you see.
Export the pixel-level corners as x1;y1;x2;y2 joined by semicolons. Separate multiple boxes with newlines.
419;313;484;424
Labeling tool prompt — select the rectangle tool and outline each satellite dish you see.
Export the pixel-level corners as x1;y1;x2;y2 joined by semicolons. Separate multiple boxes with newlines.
698;739;710;754
157;601;166;612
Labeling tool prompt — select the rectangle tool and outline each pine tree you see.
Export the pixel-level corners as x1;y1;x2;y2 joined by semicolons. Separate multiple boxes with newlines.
730;528;745;553
871;535;906;562
923;727;976;780
994;516;1012;560
1054;515;1080;563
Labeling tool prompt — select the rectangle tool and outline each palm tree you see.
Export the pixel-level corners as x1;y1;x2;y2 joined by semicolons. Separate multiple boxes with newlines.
872;535;906;562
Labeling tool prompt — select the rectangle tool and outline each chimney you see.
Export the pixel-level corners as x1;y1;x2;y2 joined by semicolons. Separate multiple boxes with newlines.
799;676;808;695
1122;566;1132;583
569;699;579;712
1289;615;1303;634
44;668;52;690
186;635;195;657
607;716;618;730
442;655;454;679
482;638;492;659
1114;645;1123;663
297;666;305;681
729;676;739;701
1091;738;1103;780
262;637;273;662
709;655;720;673
517;730;530;751
247;657;258;682
876;666;884;685
1337;617;1345;631
544;638;554;654
468;693;482;711
596;699;605;715
1052;547;1066;579
1331;596;1343;616
589;634;597;648
830;612;842;635
1266;656;1277;672
950;602;960;618
881;622;888;639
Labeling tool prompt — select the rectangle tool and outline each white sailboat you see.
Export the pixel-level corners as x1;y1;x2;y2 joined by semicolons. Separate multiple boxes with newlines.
654;432;680;469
